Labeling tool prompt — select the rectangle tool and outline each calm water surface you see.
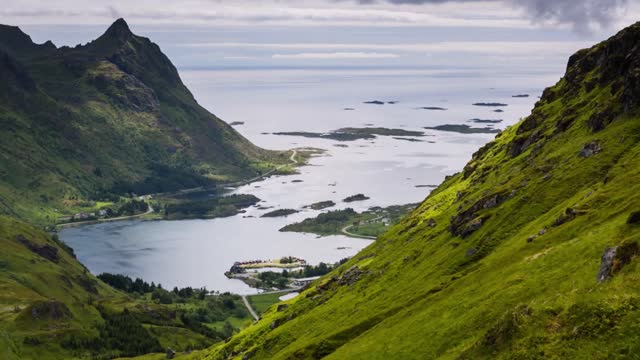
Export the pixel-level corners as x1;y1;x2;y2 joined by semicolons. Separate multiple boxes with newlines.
61;67;553;294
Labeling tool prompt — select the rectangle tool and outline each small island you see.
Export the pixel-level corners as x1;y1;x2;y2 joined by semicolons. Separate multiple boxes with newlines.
229;121;245;126
304;200;336;210
473;102;508;107
280;203;418;238
364;100;385;105
343;194;370;202
273;127;425;142
494;109;504;113
393;137;424;142
512;94;530;98
261;209;299;217
468;119;503;124
424;124;501;134
416;106;447;110
343;107;355;111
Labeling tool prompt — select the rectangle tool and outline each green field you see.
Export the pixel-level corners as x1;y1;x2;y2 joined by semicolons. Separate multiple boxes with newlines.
247;293;284;315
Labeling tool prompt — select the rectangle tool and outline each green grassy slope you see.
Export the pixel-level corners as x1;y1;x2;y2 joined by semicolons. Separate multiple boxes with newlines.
198;23;640;359
0;215;118;358
0;19;288;225
0;215;255;359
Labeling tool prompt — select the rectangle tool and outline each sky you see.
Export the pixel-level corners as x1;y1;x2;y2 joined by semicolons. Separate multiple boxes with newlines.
2;0;638;72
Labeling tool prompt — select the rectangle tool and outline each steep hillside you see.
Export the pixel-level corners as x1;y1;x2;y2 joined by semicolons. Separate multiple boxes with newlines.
0;215;255;359
0;19;287;224
199;23;640;359
0;215;118;359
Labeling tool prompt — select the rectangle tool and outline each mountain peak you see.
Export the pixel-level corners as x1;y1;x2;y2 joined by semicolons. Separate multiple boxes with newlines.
102;18;133;41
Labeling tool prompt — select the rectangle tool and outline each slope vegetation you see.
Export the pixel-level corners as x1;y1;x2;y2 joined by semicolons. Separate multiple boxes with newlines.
200;22;640;360
0;19;287;224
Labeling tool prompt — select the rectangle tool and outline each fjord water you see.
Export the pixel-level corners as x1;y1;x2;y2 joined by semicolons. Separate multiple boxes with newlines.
60;67;554;294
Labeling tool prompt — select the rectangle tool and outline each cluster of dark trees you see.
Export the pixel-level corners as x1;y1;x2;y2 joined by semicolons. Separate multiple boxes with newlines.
88;273;249;355
62;307;162;358
97;273;208;304
110;163;215;196
163;194;259;218
97;273;158;294
116;199;148;216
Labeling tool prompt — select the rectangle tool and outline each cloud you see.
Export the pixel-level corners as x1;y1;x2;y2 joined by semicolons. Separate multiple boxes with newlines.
107;6;121;20
272;52;400;59
512;0;628;33
358;0;629;33
0;1;530;28
1;0;631;34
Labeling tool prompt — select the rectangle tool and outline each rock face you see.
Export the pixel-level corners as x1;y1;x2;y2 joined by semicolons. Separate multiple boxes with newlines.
627;211;640;224
597;247;618;282
597;242;639;282
24;300;72;321
16;234;59;263
338;266;365;286
579;141;602;158
449;192;509;237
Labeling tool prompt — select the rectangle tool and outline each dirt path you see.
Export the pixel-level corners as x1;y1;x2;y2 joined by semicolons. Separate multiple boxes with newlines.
242;295;260;321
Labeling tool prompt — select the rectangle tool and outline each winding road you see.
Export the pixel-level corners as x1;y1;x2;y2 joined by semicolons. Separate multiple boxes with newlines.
56;204;154;229
339;215;383;240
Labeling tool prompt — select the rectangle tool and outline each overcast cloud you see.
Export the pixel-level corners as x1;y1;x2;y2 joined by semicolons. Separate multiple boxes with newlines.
0;0;635;33
2;0;637;71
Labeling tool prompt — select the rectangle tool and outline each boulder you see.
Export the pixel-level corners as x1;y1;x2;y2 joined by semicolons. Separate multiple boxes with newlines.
579;141;602;158
597;242;639;282
166;347;175;359
627;211;640;225
16;234;59;263
597;247;617;282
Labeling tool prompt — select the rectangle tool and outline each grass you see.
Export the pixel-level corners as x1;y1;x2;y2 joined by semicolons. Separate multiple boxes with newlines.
247;293;283;315
197;22;640;360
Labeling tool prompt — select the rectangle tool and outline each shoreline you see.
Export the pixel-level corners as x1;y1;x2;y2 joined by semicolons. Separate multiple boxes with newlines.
55;148;308;230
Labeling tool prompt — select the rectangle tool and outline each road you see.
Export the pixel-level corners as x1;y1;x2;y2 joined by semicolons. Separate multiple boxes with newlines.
56;204;154;229
242;295;260;321
242;287;302;321
339;215;383;240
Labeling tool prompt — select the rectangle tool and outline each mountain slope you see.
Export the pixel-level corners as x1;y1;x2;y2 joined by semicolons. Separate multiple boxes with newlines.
0;215;121;359
200;23;640;359
0;19;287;224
